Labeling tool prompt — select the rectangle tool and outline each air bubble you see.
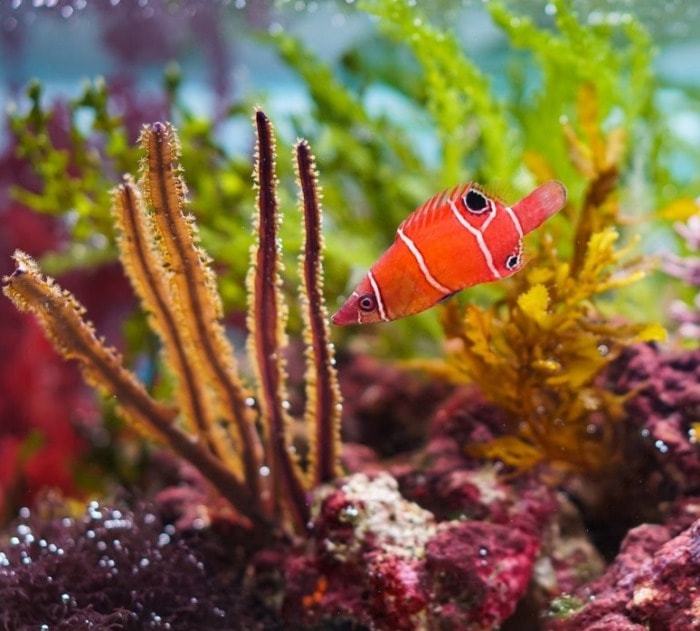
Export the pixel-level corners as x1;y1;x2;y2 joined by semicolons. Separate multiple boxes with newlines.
268;22;283;36
654;439;669;454
260;465;271;477
2;15;16;31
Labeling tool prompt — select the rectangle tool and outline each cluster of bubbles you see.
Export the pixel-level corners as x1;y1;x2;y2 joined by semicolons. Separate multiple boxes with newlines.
0;501;229;628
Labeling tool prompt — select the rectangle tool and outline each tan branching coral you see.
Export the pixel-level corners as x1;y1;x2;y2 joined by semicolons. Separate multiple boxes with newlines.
2;110;341;536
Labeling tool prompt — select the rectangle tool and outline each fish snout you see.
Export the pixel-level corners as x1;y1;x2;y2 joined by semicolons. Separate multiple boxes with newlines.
331;298;358;326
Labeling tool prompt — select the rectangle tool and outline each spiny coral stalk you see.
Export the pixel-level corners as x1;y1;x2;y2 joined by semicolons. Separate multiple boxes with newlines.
296;139;342;485
2;111;341;536
247;110;306;528
143;123;262;488
2;252;263;524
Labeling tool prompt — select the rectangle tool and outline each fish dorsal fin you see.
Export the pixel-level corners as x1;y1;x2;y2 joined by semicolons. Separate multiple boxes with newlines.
399;183;471;233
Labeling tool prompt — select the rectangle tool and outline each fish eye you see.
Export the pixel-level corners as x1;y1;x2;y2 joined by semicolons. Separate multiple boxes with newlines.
357;293;377;312
505;253;521;270
462;189;490;215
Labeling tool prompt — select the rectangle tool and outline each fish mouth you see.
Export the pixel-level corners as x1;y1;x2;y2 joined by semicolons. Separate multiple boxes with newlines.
331;300;357;326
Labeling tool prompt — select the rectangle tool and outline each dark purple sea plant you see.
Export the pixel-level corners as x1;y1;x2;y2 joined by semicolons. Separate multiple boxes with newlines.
0;500;281;630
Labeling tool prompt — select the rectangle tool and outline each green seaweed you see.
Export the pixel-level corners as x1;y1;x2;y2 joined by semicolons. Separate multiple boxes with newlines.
416;85;665;474
359;0;514;185
5;0;689;364
8;76;255;307
548;593;585;619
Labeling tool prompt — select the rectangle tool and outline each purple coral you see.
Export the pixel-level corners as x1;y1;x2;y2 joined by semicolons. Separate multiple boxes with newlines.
664;213;700;340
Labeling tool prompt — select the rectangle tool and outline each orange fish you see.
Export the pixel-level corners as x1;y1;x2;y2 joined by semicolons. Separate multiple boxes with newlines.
332;180;566;325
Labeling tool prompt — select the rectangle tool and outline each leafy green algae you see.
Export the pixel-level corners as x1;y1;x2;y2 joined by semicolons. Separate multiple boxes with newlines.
7;0;683;366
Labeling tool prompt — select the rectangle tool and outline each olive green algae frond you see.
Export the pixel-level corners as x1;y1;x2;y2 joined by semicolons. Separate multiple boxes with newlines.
2;111;341;537
420;87;665;475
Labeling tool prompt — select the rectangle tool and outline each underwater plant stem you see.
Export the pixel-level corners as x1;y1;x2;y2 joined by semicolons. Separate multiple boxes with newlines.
3;254;271;530
571;166;619;276
142;123;264;503
114;177;216;456
295;139;342;485
249;109;308;531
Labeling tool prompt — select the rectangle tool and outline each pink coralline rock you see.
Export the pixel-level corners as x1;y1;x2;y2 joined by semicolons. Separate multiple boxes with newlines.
423;520;540;629
395;386;558;536
608;344;700;495
338;354;452;457
278;471;554;630
282;472;435;630
626;517;700;630
546;504;700;631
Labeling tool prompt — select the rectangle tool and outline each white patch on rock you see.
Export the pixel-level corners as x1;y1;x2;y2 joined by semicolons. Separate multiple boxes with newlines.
314;472;437;562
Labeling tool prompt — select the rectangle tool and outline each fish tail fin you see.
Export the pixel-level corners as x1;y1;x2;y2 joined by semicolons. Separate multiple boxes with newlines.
513;180;567;234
